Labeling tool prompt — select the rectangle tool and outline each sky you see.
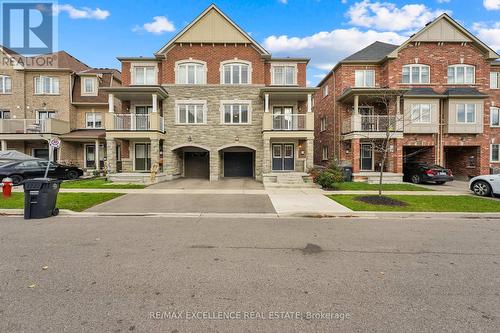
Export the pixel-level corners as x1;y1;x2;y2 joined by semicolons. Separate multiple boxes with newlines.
35;0;500;85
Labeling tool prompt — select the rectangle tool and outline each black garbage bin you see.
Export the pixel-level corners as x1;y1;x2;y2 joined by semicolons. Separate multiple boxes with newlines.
23;178;62;219
342;167;353;182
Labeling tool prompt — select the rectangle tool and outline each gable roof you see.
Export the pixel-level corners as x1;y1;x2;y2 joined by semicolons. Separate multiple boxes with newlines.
155;4;269;56
342;41;399;63
388;13;499;59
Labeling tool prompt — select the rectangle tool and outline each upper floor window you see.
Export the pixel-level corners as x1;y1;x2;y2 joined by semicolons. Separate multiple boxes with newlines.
491;72;500;89
410;104;431;123
176;61;206;85
323;85;329;97
492;144;500;162
86;112;102;128
222;62;250;84
355;70;375;87
456;104;476;123
176;101;206;124
35;76;59;94
322;146;328;161
402;65;430;84
448;65;475;84
222;103;251;124
133;66;156;85
320;117;327;131
82;77;97;96
491;107;500;127
0;75;12;94
36;110;56;121
272;65;296;85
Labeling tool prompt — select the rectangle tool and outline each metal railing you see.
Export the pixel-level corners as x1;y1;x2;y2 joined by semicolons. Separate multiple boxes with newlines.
272;114;306;130
113;114;150;131
342;114;403;134
0;119;49;133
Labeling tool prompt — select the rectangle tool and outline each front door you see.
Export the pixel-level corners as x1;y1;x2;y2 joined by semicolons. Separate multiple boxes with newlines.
360;144;373;171
273;106;293;130
272;144;294;171
135;143;151;171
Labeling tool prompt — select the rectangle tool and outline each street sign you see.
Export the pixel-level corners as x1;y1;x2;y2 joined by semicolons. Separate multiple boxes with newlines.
49;137;61;148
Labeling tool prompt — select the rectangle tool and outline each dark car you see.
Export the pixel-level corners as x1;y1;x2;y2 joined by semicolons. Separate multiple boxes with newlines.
0;160;83;185
403;162;454;185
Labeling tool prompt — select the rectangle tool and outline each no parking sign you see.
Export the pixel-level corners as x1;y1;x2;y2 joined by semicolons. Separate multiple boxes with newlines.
49;137;61;149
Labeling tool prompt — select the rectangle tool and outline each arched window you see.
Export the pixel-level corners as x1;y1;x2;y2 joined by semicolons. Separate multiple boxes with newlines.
448;64;475;84
175;60;206;84
221;61;251;84
402;64;430;84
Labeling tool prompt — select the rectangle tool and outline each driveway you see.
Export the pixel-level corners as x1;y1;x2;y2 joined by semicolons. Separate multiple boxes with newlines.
149;178;264;190
415;180;470;193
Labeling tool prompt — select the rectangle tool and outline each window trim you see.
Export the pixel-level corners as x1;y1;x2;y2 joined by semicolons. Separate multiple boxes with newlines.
220;100;252;125
85;112;103;129
402;64;430;84
322;85;329;97
447;64;475;84
81;76;98;96
130;62;158;85
491;144;500;162
456;103;477;124
220;60;252;85
354;69;375;88
491;107;500;127
175;59;207;85
320;116;327;131
322;145;328;161
491;72;500;89
0;75;12;94
34;75;59;95
35;110;56;121
175;100;207;125
270;63;298;86
410;103;432;124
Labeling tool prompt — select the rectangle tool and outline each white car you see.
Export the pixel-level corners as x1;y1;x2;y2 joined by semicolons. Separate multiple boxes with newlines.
469;174;500;197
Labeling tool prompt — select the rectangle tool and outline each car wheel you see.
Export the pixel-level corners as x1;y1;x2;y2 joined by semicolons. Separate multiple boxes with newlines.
472;181;492;197
66;170;79;180
435;181;446;185
10;175;23;186
411;175;421;184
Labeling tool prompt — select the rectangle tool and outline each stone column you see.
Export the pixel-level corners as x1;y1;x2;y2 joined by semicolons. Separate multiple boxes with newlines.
1;140;7;151
150;139;160;171
209;149;219;181
306;139;314;171
262;138;271;174
108;94;114;113
106;139;116;173
353;95;359;115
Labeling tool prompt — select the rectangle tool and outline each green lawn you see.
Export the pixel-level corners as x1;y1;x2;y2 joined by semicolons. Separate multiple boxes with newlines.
325;182;432;191
61;178;145;189
328;195;500;212
0;192;123;212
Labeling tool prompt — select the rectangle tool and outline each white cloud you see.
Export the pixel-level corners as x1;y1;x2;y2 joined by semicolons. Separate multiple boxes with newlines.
484;0;500;10
346;0;449;31
437;0;450;3
278;0;288;4
133;16;175;34
263;28;407;70
54;4;109;20
472;22;500;51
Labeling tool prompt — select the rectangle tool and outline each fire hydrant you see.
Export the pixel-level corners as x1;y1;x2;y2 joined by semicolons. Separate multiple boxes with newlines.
2;177;12;198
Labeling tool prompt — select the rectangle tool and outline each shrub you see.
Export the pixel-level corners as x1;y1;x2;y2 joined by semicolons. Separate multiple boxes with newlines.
313;162;345;189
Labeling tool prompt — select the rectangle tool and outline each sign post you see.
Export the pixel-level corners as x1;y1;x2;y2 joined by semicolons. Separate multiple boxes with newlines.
44;137;61;178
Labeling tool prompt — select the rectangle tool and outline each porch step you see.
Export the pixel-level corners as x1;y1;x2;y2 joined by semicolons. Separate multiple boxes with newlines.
263;172;318;189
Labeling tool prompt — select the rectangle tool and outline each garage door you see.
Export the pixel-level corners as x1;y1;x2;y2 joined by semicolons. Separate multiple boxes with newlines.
184;152;209;178
224;152;253;177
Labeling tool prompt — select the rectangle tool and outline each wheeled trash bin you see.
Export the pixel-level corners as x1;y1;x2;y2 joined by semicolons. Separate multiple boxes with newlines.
23;178;62;219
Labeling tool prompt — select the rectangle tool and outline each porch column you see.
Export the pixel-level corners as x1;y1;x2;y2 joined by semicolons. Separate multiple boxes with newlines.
108;94;114;113
209;149;219;181
352;138;360;174
307;93;312;113
396;95;401;114
264;93;269;113
306;138;314;171
1;140;7;151
263;138;271;174
152;94;158;113
150;139;160;171
106;139;116;173
353;95;359;114
95;139;100;171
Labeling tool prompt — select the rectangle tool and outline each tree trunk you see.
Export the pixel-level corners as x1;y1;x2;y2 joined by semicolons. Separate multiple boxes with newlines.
378;155;385;196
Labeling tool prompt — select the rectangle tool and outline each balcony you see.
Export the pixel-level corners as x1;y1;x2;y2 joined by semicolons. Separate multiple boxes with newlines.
263;113;313;131
0;118;70;135
341;114;404;139
104;113;165;139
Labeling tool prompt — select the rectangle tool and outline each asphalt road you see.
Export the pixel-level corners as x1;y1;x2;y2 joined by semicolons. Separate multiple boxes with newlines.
1;215;499;332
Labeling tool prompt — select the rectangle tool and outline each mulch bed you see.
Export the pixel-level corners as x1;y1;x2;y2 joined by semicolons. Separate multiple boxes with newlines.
355;195;408;207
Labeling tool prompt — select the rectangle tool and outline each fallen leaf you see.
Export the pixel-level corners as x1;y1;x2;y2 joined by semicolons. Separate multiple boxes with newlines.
28;284;36;288
42;266;48;270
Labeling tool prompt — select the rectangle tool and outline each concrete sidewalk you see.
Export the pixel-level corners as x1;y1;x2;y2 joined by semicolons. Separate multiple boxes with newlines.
268;193;352;215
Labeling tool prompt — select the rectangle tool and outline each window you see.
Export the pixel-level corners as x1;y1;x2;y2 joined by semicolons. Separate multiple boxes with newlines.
323;85;329;97
0;110;10;119
82;77;97;95
0;75;12;94
222;62;250;84
35;76;59;94
491;72;500;89
223;103;250;124
322;146;328;161
86;112;102;128
468;155;476;168
176;62;206;84
36;110;55;120
272;65;296;85
402;65;430;84
456;104;476;123
85;144;105;169
133;66;156;85
177;103;205;124
320;117;327;131
448;65;475;84
492;144;500;162
355;70;375;87
410;104;431;123
491;107;500;127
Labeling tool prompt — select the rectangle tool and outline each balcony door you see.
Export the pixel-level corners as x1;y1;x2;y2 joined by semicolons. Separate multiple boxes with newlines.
360;144;374;171
359;106;375;131
135;143;151;171
135;106;152;130
272;144;294;171
273;106;293;130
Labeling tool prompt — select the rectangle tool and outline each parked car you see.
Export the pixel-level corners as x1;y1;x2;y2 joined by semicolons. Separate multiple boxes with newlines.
403;162;454;185
469;174;500;197
0;160;83;185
